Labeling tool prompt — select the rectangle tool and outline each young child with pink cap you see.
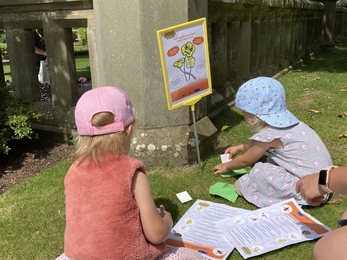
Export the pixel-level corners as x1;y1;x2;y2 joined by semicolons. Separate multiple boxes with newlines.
56;86;205;260
213;77;332;208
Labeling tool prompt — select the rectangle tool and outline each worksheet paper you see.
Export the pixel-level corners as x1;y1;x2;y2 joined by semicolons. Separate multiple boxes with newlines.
216;198;331;259
165;199;250;259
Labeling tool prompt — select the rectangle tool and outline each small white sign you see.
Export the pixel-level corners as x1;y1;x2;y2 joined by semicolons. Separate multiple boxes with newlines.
220;154;232;163
176;191;193;203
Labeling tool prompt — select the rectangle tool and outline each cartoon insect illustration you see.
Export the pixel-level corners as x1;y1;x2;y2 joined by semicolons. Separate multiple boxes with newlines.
173;42;197;82
281;204;292;213
252;246;262;252
198;202;209;207
276;238;287;243
241;247;251;255
186;218;194;225
302;230;311;235
212;248;226;256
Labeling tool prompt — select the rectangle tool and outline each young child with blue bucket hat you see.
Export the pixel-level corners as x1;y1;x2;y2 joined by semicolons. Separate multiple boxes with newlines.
213;76;332;208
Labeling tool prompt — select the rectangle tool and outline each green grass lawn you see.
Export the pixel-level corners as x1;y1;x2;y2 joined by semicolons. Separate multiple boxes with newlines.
74;53;91;79
1;38;347;259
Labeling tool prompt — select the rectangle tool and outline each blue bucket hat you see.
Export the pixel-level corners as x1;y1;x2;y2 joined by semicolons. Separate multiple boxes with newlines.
235;77;299;128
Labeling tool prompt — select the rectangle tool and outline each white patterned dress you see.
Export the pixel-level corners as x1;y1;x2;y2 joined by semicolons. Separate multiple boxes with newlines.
238;122;332;208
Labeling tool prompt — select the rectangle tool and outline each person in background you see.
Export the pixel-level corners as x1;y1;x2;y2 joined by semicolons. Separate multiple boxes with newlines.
33;29;51;101
55;86;205;260
33;29;46;72
213;77;332;208
296;166;347;260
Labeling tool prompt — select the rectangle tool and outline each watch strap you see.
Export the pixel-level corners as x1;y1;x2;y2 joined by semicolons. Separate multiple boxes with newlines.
319;166;334;193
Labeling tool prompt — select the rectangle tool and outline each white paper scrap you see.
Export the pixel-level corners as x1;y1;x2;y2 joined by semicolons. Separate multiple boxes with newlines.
176;191;192;203
220;154;232;163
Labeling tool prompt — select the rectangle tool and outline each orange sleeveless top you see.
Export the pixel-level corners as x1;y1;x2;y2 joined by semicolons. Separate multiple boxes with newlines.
64;154;167;260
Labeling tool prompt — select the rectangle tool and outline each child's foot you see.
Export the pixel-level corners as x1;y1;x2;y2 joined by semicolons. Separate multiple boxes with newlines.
234;180;243;196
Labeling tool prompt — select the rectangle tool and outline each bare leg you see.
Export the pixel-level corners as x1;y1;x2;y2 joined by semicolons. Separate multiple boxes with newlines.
313;210;347;260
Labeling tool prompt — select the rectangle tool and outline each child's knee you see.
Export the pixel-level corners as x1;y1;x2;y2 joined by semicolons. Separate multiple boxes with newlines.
341;209;347;220
313;226;347;260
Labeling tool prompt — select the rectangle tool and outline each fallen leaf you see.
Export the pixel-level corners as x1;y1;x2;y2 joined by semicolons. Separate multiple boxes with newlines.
221;125;231;131
338;134;347;138
340;89;347;92
312;77;321;81
301;76;306;79
308;109;320;113
327;193;346;204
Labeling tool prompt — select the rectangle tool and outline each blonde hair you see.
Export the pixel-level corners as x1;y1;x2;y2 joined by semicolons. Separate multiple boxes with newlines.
246;115;269;132
72;112;134;163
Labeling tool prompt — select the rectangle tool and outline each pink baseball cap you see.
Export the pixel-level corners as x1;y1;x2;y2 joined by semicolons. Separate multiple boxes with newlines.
75;86;135;136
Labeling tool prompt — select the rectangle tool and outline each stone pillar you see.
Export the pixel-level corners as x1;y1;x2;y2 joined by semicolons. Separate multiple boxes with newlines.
239;14;251;81
320;1;337;51
258;13;267;75
5;28;40;100
273;13;281;72
306;12;314;56
267;13;276;75
229;17;241;86
300;11;308;61
281;13;292;69
0;49;5;87
210;17;228;93
86;26;98;89
92;0;216;167
43;20;78;106
250;14;260;77
302;13;310;60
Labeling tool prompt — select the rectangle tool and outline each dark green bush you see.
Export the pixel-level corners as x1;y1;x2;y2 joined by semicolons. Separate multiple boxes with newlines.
0;84;42;154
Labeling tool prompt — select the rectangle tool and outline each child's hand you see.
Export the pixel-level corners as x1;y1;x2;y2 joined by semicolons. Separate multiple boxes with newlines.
224;146;239;159
159;205;173;229
159;205;172;220
213;163;229;175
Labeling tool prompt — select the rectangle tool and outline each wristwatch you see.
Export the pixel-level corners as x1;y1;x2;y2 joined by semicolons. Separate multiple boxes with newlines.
319;166;334;193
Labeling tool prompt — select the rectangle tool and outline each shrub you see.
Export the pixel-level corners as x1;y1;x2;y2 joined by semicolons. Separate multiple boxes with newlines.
1;46;8;59
0;84;42;154
77;28;88;46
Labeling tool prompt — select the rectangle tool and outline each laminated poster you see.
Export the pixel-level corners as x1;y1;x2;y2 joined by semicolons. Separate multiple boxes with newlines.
157;18;212;110
215;198;331;259
165;200;250;260
166;199;331;259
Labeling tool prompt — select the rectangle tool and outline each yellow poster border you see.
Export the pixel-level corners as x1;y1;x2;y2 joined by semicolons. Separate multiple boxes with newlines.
156;17;212;110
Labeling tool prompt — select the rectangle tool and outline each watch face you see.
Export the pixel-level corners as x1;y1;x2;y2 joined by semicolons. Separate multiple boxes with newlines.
319;170;327;185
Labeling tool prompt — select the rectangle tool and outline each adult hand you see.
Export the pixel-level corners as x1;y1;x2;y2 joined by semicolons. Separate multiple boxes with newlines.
295;173;326;206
